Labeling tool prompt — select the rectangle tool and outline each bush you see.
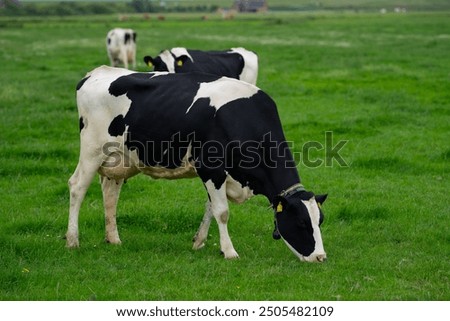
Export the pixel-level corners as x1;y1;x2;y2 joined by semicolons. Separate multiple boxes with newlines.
128;0;155;13
0;1;130;16
0;1;221;16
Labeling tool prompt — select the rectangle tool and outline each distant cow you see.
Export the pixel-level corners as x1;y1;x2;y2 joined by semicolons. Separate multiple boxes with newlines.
143;47;258;85
106;28;137;69
67;66;328;262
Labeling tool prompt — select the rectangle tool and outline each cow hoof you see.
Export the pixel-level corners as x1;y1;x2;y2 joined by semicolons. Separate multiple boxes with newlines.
65;232;79;248
66;242;79;249
105;238;122;245
105;234;122;244
222;249;239;260
66;238;79;248
192;233;207;250
192;240;205;250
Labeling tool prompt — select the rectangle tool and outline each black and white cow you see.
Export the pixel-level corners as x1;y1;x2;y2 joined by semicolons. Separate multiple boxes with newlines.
143;47;258;85
67;66;328;262
106;28;137;70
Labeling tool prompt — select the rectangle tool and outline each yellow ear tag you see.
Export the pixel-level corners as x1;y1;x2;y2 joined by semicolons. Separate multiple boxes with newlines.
317;202;322;209
176;60;183;67
147;61;153;68
276;202;283;213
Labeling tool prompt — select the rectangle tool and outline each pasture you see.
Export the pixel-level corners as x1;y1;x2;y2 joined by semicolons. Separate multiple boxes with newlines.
0;10;449;300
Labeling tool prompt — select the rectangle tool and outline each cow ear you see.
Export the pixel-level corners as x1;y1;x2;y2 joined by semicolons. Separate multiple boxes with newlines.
272;195;288;213
175;55;189;67
143;56;154;68
315;194;328;206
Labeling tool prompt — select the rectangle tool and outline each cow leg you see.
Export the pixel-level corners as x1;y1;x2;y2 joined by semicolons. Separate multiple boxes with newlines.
107;52;114;67
131;51;136;70
121;50;128;69
66;159;101;248
101;176;124;244
204;180;239;259
192;200;213;250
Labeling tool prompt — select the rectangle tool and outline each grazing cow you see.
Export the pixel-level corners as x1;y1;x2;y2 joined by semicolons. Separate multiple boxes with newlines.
106;28;137;69
67;66;328;262
143;47;258;85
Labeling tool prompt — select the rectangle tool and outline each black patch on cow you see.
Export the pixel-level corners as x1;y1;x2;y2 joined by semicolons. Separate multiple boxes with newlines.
108;114;126;137
173;50;245;79
79;117;85;132
76;76;90;91
107;38;111;45
124;33;131;44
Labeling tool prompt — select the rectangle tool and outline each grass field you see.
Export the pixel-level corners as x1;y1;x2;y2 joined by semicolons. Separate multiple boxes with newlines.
0;10;449;300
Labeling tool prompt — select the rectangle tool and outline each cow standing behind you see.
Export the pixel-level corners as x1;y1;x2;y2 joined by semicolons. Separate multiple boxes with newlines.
67;66;328;262
106;28;137;69
144;47;258;85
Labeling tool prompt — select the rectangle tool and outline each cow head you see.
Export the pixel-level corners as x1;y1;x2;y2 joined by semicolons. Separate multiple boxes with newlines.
272;186;327;263
144;49;194;73
143;55;168;72
173;55;192;71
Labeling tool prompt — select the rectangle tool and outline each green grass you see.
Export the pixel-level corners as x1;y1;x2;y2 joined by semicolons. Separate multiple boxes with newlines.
0;10;449;300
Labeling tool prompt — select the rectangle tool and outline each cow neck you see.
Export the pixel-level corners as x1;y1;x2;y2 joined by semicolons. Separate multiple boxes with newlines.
249;130;302;202
278;183;306;198
261;166;301;203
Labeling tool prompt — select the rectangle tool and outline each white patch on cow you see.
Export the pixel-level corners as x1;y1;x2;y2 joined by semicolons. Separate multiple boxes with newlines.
158;50;176;73
225;175;254;204
170;47;194;62
300;198;326;262
149;71;170;78
186;77;259;114
230;47;258;85
77;66;134;141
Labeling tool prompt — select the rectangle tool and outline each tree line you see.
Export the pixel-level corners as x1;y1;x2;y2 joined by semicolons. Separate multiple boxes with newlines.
0;0;220;16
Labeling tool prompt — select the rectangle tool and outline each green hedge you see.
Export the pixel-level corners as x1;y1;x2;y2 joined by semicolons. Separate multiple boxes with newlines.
0;0;220;16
